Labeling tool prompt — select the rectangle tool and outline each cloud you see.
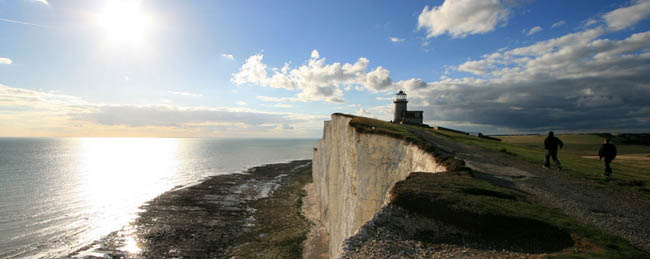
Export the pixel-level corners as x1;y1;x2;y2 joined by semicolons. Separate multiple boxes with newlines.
71;105;294;127
256;96;302;103
393;78;429;92
551;20;566;28
233;50;397;103
355;107;373;118
603;0;650;30
69;105;325;137
167;90;202;97
367;104;393;121
236;101;247;106
232;53;268;86
365;66;393;91
0;57;12;65
30;0;49;5
417;0;510;38
273;103;293;108
409;26;650;132
527;26;543;36
0;84;325;137
221;53;234;60
584;19;598;27
0;84;87;110
457;60;491;75
389;37;405;43
0;18;49;28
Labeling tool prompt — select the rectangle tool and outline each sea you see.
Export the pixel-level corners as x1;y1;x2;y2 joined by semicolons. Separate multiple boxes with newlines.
0;137;317;258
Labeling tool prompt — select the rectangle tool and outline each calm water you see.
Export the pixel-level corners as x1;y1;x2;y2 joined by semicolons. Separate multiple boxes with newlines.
0;138;316;258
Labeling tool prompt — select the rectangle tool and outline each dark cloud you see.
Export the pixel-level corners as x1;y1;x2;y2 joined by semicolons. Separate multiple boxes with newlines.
414;73;650;132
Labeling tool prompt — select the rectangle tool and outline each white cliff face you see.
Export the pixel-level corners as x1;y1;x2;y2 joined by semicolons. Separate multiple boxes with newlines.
312;114;446;258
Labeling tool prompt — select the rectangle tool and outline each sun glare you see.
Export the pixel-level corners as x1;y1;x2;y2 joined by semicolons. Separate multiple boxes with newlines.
76;138;179;245
96;0;152;45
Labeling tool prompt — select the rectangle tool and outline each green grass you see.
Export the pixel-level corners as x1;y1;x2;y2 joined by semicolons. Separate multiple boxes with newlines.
344;113;420;143
391;172;648;258
432;129;650;195
342;114;469;171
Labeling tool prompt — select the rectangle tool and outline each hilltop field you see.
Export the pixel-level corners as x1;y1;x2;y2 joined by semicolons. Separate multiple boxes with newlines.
435;131;650;195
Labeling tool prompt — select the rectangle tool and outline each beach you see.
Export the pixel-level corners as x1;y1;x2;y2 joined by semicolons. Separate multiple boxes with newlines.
70;160;314;258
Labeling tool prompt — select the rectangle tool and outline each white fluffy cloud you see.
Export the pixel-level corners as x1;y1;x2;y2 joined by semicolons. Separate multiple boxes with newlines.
232;50;396;103
603;0;650;30
390;37;405;43
232;54;269;86
527;26;543;36
0;57;12;64
393;78;429;92
417;0;510;38
365;66;393;91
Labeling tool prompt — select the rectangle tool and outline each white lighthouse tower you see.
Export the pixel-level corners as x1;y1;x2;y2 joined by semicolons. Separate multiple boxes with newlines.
393;90;408;123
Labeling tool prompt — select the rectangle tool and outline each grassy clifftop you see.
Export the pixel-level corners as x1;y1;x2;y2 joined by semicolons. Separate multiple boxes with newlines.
434;129;650;195
334;113;648;258
337;112;650;195
336;113;467;172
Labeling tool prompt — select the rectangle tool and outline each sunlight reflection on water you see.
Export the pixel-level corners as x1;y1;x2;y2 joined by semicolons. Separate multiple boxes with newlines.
0;137;316;258
74;138;180;249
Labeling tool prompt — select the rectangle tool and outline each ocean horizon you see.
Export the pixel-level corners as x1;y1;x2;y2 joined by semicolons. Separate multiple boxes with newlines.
0;137;317;258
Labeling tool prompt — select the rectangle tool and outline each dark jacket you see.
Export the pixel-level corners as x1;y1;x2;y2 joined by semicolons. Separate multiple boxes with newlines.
544;136;564;152
599;143;617;160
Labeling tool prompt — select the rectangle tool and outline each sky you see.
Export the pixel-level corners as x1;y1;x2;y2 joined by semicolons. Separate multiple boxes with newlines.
1;0;649;138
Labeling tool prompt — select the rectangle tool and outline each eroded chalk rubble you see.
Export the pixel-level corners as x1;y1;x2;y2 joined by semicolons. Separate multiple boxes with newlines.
71;160;311;259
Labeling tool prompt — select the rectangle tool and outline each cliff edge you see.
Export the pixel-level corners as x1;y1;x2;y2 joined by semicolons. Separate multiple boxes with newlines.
311;113;647;259
312;114;447;258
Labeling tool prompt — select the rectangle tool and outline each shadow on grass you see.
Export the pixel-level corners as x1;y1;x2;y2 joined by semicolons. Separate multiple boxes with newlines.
391;172;575;254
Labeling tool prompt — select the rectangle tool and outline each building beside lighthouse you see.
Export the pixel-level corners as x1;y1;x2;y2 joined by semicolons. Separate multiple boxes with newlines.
393;90;423;125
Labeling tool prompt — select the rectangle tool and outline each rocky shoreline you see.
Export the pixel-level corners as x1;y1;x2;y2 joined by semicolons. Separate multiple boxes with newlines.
71;160;313;258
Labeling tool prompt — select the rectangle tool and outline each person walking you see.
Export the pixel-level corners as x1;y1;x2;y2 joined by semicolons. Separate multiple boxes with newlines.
599;138;617;179
544;131;564;170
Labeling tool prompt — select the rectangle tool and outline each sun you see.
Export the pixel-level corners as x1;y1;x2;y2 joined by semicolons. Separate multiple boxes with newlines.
96;0;152;45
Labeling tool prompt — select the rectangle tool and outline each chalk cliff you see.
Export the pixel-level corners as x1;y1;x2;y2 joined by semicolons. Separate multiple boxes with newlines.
312;114;447;258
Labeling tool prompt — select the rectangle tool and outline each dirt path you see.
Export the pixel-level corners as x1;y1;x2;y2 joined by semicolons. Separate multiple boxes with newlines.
408;128;650;253
582;154;650;161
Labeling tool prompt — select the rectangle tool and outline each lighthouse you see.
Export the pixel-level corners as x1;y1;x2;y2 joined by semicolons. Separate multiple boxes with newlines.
393;90;408;123
392;90;423;125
